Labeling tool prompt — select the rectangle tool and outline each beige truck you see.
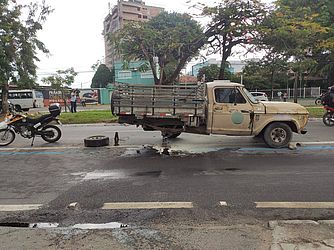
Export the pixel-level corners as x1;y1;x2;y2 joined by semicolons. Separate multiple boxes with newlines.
111;80;308;148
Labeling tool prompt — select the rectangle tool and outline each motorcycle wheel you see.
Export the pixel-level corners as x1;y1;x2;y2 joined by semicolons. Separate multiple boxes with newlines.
0;129;15;146
315;98;322;105
322;112;334;126
41;125;62;143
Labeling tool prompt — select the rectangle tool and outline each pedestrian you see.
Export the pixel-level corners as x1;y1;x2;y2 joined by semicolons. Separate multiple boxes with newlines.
33;99;37;108
283;92;287;102
277;91;282;101
70;91;77;113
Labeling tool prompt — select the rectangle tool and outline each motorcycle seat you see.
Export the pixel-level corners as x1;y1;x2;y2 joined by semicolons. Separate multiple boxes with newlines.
26;114;54;124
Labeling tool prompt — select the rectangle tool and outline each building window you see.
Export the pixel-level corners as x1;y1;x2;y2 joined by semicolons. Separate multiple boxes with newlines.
143;15;148;19
118;71;132;79
140;70;153;79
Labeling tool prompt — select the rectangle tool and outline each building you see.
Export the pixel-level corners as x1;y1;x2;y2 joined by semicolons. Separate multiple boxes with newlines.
103;0;164;69
114;60;155;85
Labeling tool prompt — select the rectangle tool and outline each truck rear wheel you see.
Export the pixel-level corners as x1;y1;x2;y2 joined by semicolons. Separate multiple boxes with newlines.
263;122;292;148
161;131;182;139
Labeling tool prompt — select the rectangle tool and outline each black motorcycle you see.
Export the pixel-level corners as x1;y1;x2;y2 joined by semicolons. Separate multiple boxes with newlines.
0;103;62;146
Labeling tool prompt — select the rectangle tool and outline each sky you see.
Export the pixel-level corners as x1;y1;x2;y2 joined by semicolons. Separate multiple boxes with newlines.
34;0;265;88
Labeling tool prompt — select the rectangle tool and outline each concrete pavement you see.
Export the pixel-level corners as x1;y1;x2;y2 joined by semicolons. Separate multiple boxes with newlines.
0;220;333;249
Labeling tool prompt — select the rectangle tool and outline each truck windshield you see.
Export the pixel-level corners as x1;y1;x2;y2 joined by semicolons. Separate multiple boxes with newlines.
243;88;258;104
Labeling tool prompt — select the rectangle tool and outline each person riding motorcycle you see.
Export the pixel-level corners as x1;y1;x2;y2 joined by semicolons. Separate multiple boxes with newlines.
329;86;334;108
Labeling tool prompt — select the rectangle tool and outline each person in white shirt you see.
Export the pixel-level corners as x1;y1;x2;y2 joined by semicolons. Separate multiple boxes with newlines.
70;91;77;113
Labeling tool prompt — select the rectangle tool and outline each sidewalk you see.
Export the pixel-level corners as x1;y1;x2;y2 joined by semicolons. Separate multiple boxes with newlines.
0;220;333;249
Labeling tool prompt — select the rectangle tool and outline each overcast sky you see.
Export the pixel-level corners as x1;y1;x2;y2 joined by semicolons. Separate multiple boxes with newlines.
34;0;265;88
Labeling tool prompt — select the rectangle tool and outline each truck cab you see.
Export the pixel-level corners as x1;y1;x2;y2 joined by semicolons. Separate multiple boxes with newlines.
206;81;308;147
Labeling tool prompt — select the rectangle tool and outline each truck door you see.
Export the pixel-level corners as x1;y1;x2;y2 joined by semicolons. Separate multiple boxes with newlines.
211;87;253;135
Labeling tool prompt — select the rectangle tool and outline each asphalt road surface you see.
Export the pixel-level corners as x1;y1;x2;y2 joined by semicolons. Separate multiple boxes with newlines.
0;120;334;249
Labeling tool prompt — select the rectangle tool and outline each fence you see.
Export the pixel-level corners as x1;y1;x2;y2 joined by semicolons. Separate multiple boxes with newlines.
251;87;321;100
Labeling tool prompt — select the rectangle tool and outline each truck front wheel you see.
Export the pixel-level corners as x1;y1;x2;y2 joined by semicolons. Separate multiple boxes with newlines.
263;122;292;148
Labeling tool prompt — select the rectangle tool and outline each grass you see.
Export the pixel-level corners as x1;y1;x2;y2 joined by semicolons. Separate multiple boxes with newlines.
306;107;324;118
59;110;117;124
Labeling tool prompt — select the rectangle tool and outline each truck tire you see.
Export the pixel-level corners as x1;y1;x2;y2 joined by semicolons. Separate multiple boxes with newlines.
263;122;292;148
167;132;182;139
84;135;109;147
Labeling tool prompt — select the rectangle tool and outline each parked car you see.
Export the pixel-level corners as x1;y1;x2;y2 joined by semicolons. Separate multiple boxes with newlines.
80;92;98;106
250;92;269;101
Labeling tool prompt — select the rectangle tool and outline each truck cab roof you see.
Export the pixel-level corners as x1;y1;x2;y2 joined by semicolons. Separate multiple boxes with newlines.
206;80;244;90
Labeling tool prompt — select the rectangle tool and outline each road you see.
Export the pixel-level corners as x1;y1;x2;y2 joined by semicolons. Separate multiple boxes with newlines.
0;120;334;249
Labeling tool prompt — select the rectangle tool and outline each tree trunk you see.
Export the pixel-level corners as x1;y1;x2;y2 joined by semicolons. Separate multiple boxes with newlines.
219;60;225;80
1;83;9;114
167;56;188;84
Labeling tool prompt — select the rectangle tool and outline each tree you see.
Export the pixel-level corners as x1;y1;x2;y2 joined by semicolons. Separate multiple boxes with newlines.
241;58;288;92
42;68;77;90
201;0;267;80
91;64;113;88
42;68;77;112
111;12;206;85
197;64;232;82
0;0;52;113
258;0;331;101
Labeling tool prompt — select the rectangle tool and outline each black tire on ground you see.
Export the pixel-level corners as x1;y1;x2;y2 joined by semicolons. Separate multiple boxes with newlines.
41;125;62;143
0;129;15;146
263;122;292;148
84;135;109;147
315;98;322;105
322;112;334;126
162;132;182;139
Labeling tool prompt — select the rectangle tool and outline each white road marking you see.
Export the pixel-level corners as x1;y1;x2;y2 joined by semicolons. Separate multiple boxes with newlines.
0;204;43;211
255;202;334;209
219;201;228;206
102;202;193;209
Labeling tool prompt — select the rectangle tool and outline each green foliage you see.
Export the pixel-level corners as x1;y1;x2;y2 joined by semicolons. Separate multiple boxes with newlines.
201;0;267;79
242;58;288;90
91;64;113;88
197;64;232;82
111;12;205;84
0;0;52;113
42;68;77;90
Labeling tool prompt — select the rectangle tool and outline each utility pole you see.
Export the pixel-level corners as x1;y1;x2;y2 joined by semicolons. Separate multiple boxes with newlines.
293;72;298;103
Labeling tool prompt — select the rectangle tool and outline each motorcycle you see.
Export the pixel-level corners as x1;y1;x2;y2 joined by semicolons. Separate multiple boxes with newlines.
0;103;62;146
322;105;334;126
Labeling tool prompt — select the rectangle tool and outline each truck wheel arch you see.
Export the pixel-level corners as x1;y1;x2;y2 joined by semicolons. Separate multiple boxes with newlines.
260;120;298;135
262;122;294;148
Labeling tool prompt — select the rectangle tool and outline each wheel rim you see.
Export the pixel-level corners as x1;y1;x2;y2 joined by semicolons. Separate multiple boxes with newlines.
324;114;334;126
44;128;57;140
270;128;287;143
0;130;14;145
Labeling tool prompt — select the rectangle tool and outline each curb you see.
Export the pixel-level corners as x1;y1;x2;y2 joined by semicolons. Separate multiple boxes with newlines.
269;220;334;229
